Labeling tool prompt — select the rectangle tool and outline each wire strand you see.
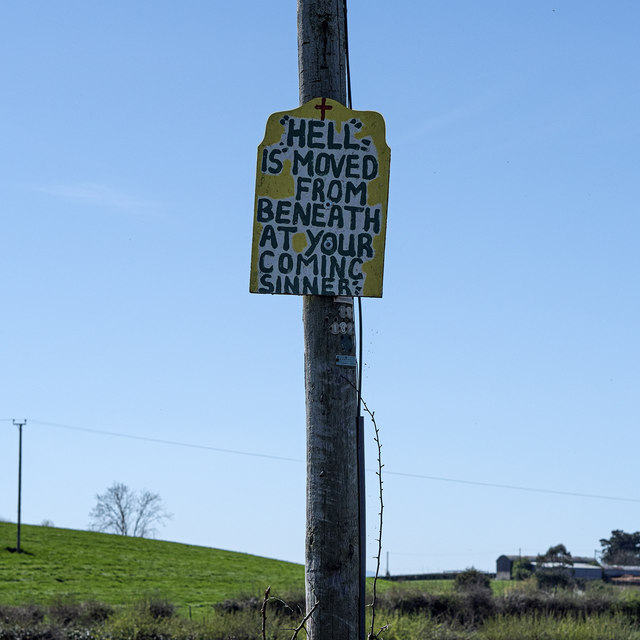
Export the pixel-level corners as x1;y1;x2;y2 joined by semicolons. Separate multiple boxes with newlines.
29;419;302;464
23;419;640;504
383;469;640;503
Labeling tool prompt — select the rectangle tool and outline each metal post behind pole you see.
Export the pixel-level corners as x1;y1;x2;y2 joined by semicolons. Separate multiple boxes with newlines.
357;415;366;640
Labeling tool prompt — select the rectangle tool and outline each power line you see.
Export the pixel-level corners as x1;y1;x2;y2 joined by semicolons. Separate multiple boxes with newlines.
383;469;640;504
28;418;640;504
29;419;302;464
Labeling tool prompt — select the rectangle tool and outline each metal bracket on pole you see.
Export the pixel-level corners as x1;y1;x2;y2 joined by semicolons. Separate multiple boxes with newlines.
336;354;357;367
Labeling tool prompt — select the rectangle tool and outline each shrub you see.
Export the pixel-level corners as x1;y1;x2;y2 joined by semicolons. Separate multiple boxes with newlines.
534;567;574;590
512;558;533;581
49;597;85;626
213;595;261;614
460;587;496;625
617;588;640;622
454;568;491;593
0;604;46;626
134;594;175;620
376;585;434;615
213;590;307;623
80;601;113;624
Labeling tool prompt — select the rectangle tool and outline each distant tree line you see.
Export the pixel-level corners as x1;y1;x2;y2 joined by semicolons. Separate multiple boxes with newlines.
599;530;640;565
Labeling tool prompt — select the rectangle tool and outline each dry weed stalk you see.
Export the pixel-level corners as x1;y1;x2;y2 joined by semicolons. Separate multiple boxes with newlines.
260;586;318;640
290;600;319;640
261;586;271;640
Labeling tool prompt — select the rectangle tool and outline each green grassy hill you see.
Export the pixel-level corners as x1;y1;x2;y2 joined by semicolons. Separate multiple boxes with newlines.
0;522;304;607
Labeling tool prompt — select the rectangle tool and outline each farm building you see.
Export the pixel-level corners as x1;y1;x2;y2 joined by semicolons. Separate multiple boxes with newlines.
602;565;640;579
547;562;603;580
496;555;602;581
496;555;534;580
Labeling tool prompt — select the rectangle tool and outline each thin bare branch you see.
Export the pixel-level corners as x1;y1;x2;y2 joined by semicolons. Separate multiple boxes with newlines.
290;600;319;640
261;586;271;640
360;397;385;640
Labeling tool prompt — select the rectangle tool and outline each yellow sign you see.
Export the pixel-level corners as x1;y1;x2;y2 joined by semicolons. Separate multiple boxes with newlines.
250;98;390;297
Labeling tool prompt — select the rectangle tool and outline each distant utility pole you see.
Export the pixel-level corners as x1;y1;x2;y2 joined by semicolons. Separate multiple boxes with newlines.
13;419;26;553
298;1;360;639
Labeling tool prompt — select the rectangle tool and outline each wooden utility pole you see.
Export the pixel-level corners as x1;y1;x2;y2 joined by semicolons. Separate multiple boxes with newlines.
13;419;26;553
298;1;360;638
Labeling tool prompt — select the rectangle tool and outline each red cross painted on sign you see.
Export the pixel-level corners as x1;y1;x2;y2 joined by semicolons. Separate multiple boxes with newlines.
314;97;333;121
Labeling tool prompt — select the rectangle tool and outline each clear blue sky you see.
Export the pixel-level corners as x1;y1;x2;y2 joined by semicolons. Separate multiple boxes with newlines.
1;1;639;576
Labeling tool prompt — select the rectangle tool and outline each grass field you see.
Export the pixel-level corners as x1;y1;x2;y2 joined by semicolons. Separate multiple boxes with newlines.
1;522;486;609
0;522;304;608
5;523;640;639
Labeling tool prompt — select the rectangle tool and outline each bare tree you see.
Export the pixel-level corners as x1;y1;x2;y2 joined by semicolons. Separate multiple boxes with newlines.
132;490;170;537
89;482;171;537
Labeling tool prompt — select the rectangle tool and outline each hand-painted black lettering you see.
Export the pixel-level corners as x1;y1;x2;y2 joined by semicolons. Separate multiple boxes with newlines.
321;277;336;294
362;155;378;180
338;234;356;256
326;121;342;150
277;225;297;250
327;205;344;228
344;205;362;231
259;250;275;273
321;232;337;255
302;276;319;294
295;176;312;199
307;120;326;149
364;207;381;234
275;199;292;224
338;279;352;295
311;203;326;226
268;148;283;174
343;124;360;150
328;255;346;279
292;150;314;176
306;229;324;256
259;273;274;293
348;258;364;280
345;181;367;206
259;224;278;249
311;178;325;202
287;118;306;148
345;154;360;178
278;252;294;274
257;198;274;222
284;275;300;294
293;201;311;226
327;179;342;203
296;253;319;276
357;233;373;258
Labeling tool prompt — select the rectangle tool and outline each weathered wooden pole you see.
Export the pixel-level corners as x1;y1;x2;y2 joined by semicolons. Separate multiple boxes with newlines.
13;419;26;553
298;1;360;638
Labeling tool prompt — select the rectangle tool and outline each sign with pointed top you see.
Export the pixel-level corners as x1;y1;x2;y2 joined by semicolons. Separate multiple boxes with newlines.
250;98;390;297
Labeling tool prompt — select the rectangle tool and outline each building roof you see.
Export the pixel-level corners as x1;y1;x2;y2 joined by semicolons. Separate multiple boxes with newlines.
499;555;598;565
